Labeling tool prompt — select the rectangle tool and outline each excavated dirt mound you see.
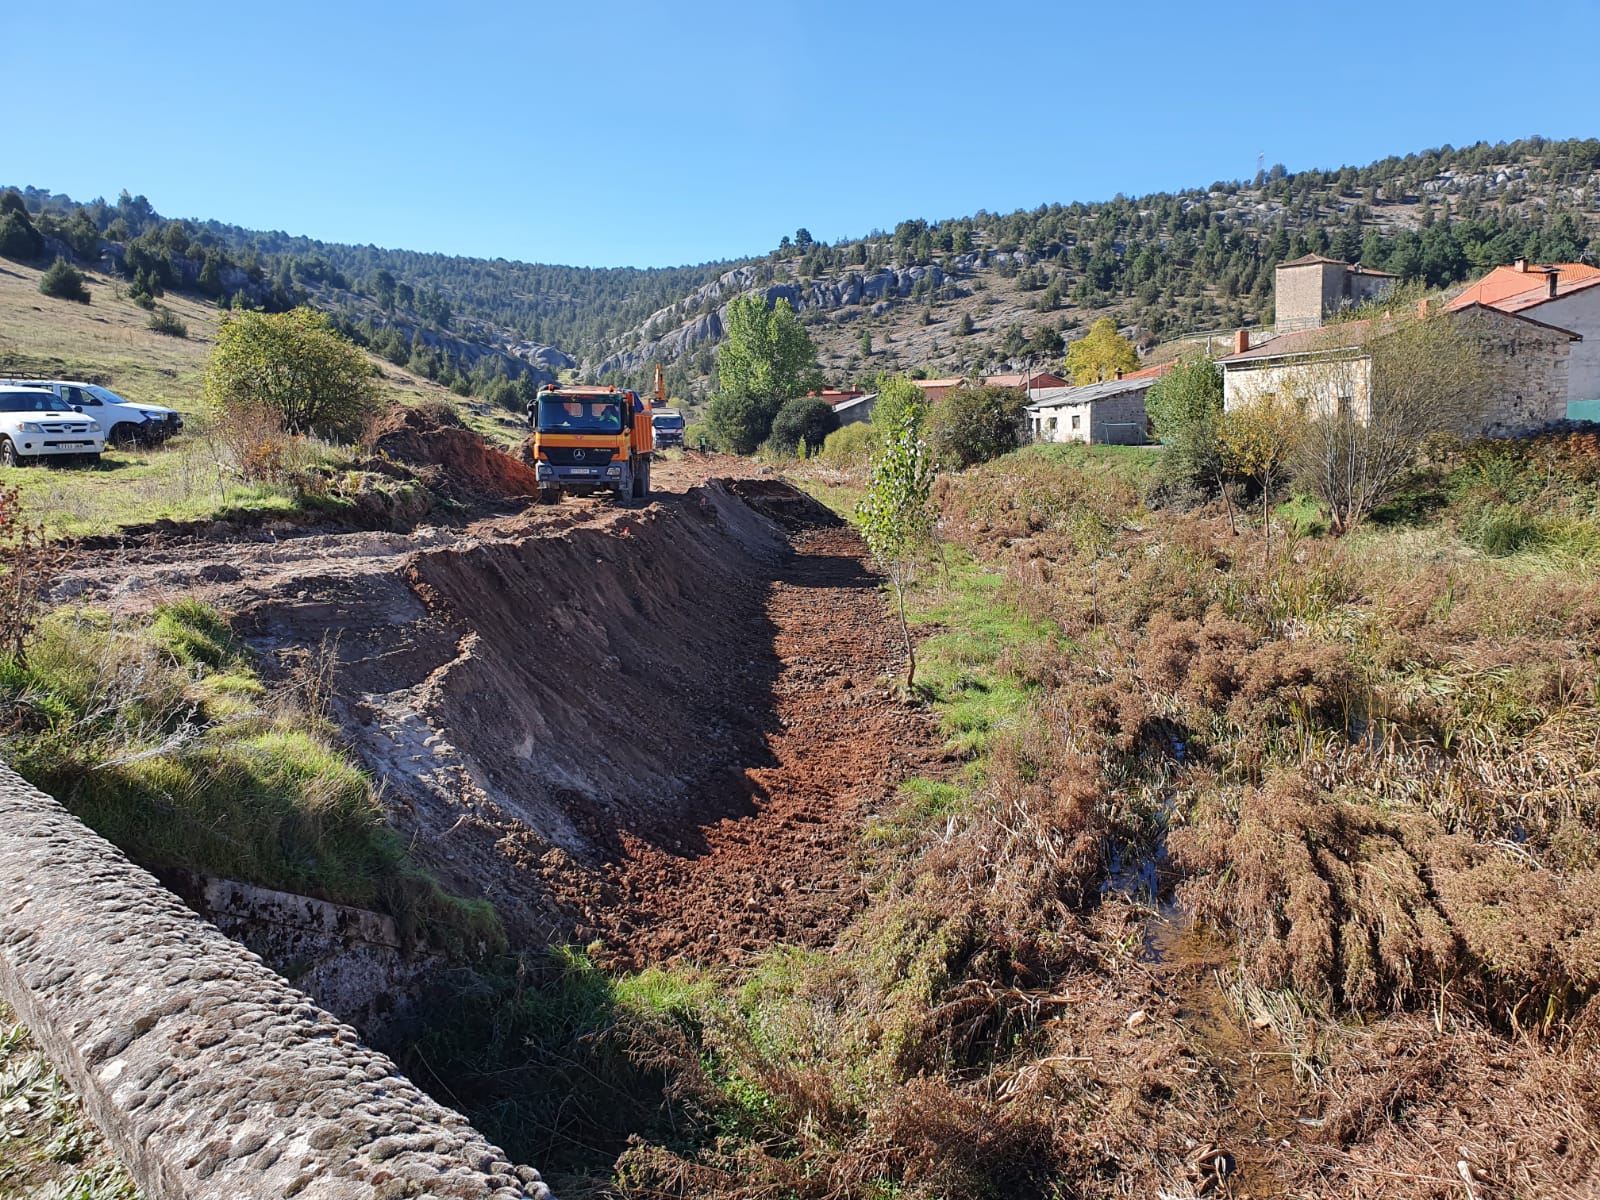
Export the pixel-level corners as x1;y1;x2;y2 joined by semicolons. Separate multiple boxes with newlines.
368;404;542;501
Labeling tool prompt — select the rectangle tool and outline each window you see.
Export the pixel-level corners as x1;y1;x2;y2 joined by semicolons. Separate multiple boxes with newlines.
1071;414;1081;430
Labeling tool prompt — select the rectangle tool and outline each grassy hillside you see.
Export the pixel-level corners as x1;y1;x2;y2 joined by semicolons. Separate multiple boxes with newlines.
0;260;517;536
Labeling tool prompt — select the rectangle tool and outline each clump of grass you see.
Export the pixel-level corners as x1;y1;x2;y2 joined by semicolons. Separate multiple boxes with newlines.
0;604;501;956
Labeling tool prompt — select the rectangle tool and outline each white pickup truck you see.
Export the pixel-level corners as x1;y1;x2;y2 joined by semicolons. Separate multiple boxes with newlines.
0;379;183;446
0;386;106;466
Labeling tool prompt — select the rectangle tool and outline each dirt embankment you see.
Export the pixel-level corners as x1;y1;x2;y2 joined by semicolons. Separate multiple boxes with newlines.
368;403;543;502
56;452;938;961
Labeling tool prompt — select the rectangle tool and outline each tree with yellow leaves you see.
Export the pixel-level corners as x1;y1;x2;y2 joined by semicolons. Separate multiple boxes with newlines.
1063;317;1140;384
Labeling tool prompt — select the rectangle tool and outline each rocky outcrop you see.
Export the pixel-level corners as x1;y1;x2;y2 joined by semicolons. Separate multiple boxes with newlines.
0;762;548;1200
592;261;958;378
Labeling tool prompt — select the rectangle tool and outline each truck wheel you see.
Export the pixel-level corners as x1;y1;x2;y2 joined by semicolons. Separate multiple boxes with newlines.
538;487;560;505
108;423;140;448
0;438;20;468
637;458;651;499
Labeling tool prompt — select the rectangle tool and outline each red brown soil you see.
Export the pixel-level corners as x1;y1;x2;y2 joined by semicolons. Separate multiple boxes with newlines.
368;403;542;500
555;525;944;970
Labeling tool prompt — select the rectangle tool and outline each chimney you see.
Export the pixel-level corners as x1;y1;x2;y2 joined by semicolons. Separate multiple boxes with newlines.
1233;328;1250;355
1548;271;1559;299
1114;368;1123;380
1514;258;1528;273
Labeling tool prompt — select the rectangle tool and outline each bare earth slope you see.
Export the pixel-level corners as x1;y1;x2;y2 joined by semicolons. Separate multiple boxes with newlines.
54;455;938;957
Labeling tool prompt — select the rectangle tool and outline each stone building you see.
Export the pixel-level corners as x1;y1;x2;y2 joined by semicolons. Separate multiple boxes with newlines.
1217;306;1579;438
1026;377;1153;445
1446;259;1600;420
1274;254;1399;332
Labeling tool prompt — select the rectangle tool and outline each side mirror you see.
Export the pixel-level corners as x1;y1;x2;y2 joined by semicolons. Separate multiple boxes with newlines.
72;405;83;412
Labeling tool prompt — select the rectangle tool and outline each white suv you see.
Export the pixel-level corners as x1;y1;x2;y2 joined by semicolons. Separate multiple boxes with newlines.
0;379;183;446
0;387;106;466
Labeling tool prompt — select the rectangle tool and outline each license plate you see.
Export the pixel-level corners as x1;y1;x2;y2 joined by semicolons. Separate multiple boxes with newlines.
569;468;595;476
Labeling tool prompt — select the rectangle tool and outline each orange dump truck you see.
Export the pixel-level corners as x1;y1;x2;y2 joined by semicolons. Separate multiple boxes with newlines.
525;371;662;502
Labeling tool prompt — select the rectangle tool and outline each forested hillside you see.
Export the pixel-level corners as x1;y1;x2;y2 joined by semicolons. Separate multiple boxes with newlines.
10;135;1600;406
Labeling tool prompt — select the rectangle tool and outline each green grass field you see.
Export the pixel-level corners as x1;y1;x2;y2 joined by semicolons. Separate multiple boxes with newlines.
0;260;494;536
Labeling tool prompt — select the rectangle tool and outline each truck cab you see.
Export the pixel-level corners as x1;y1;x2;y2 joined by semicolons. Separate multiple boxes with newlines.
527;383;653;502
650;408;685;448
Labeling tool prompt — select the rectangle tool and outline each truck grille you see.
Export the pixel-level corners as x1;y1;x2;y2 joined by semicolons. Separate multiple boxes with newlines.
40;422;93;435
544;446;614;466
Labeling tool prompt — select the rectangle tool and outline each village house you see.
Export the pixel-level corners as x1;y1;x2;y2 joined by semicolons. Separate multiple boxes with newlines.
1445;259;1600;420
829;391;876;425
1274;254;1399;331
909;371;1069;404
1026;375;1156;445
1217;305;1580;437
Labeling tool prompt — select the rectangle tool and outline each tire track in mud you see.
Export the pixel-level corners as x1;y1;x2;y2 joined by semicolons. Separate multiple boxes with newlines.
558;525;943;971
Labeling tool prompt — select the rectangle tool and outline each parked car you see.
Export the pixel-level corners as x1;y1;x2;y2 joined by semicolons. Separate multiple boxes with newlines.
0;379;183;445
0;387;106;466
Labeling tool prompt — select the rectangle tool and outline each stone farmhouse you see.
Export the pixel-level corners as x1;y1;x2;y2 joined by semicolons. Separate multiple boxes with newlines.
1445;259;1600;419
1275;254;1400;331
1217;306;1580;437
1026;372;1160;445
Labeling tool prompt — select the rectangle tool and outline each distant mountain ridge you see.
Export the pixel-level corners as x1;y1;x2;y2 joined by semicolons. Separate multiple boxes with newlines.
11;135;1600;404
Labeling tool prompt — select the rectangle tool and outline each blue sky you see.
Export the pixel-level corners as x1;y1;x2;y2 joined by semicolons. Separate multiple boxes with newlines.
7;0;1598;268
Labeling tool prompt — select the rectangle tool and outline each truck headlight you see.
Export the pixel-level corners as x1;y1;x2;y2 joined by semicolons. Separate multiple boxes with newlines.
17;422;43;433
86;421;102;433
606;466;621;476
535;463;551;478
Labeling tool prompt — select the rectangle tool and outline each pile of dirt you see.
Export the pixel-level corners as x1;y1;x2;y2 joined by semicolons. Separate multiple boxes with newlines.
368;403;542;501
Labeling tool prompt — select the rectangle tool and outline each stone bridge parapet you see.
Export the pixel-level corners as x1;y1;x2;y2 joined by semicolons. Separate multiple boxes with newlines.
0;763;548;1200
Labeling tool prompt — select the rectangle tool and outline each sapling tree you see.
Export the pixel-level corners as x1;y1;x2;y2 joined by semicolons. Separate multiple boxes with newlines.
856;415;936;689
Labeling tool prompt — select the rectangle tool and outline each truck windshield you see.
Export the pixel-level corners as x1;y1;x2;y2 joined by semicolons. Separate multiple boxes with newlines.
0;391;73;413
652;413;684;429
537;398;624;433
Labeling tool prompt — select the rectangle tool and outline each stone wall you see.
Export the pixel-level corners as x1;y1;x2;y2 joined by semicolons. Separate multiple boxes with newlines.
161;873;440;1037
0;762;548;1200
1456;307;1574;436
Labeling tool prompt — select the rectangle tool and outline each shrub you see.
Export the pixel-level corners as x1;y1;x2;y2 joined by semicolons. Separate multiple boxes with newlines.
869;373;928;439
205;307;379;438
38;257;90;303
926;385;1025;470
1144;353;1223;493
0;211;44;262
768;396;838;455
146;304;187;337
818;421;876;466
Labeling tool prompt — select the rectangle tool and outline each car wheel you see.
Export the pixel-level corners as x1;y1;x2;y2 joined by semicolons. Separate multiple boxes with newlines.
108;423;140;448
0;438;20;468
84;452;103;468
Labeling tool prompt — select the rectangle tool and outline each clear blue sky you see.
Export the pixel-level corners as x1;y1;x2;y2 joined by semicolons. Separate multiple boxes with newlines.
8;0;1598;268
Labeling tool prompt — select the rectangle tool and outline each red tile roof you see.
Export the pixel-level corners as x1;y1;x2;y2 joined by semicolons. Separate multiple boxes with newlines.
984;371;1068;390
1120;361;1175;381
1445;262;1600;312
